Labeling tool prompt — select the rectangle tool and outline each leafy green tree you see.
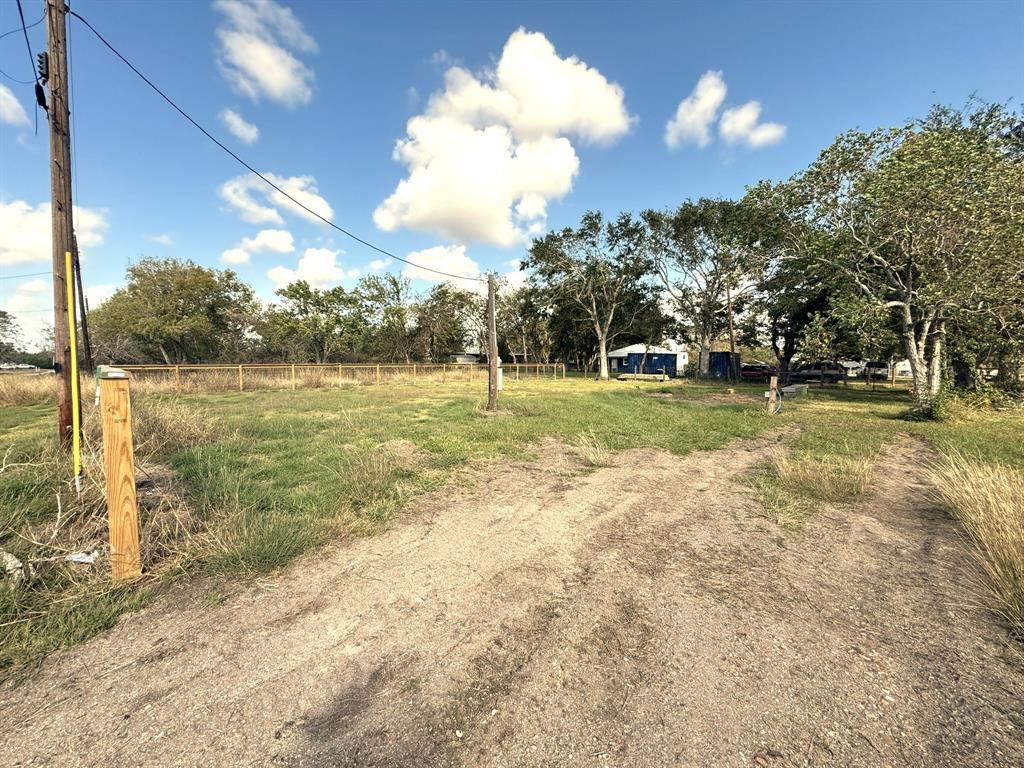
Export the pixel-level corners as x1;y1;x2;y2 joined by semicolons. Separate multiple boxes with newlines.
264;281;367;363
413;283;481;362
643;199;761;376
89;257;258;363
0;311;19;359
526;211;656;380
789;101;1023;407
357;274;419;363
496;284;553;363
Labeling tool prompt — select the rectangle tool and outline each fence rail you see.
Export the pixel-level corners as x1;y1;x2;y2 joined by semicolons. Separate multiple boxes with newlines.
117;362;566;394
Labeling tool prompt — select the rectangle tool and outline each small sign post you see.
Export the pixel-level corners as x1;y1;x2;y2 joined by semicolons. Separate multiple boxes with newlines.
98;366;142;581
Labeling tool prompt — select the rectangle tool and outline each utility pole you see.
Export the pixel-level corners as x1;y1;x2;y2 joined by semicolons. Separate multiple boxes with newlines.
486;273;499;412
73;236;94;374
45;0;77;446
726;284;738;384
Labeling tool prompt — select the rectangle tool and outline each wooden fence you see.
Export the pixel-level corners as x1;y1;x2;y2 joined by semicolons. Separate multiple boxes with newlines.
117;362;566;394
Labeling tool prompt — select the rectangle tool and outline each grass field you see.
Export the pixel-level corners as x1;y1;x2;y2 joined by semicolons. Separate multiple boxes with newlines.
2;374;1022;677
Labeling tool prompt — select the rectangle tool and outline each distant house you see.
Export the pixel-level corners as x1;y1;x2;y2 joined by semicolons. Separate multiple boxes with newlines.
449;353;480;364
607;344;689;377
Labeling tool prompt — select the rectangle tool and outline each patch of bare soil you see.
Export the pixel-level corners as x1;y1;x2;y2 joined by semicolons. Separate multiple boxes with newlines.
2;437;1021;767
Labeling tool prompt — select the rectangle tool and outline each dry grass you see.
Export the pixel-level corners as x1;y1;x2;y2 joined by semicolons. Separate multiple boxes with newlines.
1;396;218;676
573;429;612;467
753;450;875;527
0;374;54;407
929;453;1024;639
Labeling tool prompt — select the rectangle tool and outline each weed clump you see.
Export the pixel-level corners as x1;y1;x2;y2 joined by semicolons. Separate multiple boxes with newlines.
929;453;1024;640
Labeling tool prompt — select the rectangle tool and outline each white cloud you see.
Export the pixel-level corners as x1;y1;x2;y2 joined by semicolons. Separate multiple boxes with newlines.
369;259;389;271
664;70;726;149
220;108;260;143
213;0;317;108
719;101;787;148
267;247;345;288
221;248;252;265
219;173;333;226
0;201;108;265
345;268;360;278
149;233;173;246
375;28;632;247
221;228;294;265
402;244;480;283
84;283;116;309
0;83;30;127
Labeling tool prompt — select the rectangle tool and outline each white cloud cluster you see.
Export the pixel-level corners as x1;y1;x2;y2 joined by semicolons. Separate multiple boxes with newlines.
149;233;173;246
664;71;726;149
719;101;787;148
375;28;632;247
401;244;480;282
665;71;786;150
220;108;260;143
213;0;317;108
0;201;108;265
219;173;333;226
267;247;346;288
221;228;295;264
0;83;30;127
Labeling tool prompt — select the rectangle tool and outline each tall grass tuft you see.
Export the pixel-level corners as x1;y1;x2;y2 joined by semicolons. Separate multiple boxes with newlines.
0;374;54;407
929;453;1024;639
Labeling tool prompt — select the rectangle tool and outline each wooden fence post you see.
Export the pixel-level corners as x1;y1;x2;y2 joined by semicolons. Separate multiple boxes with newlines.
238;364;244;392
376;364;381;385
412;362;417;383
98;369;141;581
767;375;779;413
291;363;297;390
174;365;181;394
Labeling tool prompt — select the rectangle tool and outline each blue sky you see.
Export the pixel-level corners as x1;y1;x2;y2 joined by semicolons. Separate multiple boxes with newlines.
1;0;1021;347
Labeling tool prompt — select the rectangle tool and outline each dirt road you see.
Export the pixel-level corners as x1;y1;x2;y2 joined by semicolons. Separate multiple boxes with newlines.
2;435;1022;766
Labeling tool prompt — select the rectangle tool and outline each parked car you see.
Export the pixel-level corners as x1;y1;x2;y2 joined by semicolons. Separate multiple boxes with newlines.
739;363;775;382
859;360;890;380
789;361;845;384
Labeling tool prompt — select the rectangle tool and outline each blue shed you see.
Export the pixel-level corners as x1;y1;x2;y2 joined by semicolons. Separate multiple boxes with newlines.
608;344;689;377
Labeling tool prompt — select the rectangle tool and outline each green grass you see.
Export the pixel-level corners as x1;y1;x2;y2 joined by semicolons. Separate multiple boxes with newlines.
2;375;1022;676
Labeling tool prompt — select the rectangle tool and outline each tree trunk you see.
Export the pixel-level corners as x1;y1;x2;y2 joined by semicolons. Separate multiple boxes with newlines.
901;330;930;407
927;321;944;397
597;334;609;380
698;335;711;376
158;344;172;366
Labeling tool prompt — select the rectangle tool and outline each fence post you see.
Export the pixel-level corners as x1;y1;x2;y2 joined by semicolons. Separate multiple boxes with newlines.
238;365;244;392
376;364;381;385
442;363;446;383
767;375;779;413
291;363;296;390
98;368;141;581
174;365;181;394
516;364;520;381
412;362;417;383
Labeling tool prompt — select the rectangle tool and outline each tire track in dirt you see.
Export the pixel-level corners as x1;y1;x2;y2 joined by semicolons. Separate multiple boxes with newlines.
1;435;1021;767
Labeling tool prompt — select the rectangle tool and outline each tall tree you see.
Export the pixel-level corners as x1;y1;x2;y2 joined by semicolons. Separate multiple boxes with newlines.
643;199;760;375
89;258;258;364
526;211;656;380
357;274;419;363
790;102;1023;407
0;311;19;359
413;284;481;362
265;281;367;363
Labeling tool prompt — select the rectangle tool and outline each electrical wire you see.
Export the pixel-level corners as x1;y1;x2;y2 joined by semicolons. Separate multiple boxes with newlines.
0;67;34;84
0;271;52;281
67;9;487;284
14;0;38;83
0;9;43;42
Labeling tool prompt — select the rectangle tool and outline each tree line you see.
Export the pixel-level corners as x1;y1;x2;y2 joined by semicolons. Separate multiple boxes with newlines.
3;100;1019;410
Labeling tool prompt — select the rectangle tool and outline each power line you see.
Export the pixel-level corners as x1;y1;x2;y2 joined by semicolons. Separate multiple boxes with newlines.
67;9;486;285
13;0;39;84
0;8;44;42
0;271;52;281
0;67;35;83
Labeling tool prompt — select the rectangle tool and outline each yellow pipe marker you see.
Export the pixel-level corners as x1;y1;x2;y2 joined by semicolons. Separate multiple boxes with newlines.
65;251;82;492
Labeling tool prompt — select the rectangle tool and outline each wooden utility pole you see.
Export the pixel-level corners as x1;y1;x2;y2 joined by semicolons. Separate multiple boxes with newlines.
726;284;738;384
45;0;76;447
486;273;499;412
72;235;94;374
